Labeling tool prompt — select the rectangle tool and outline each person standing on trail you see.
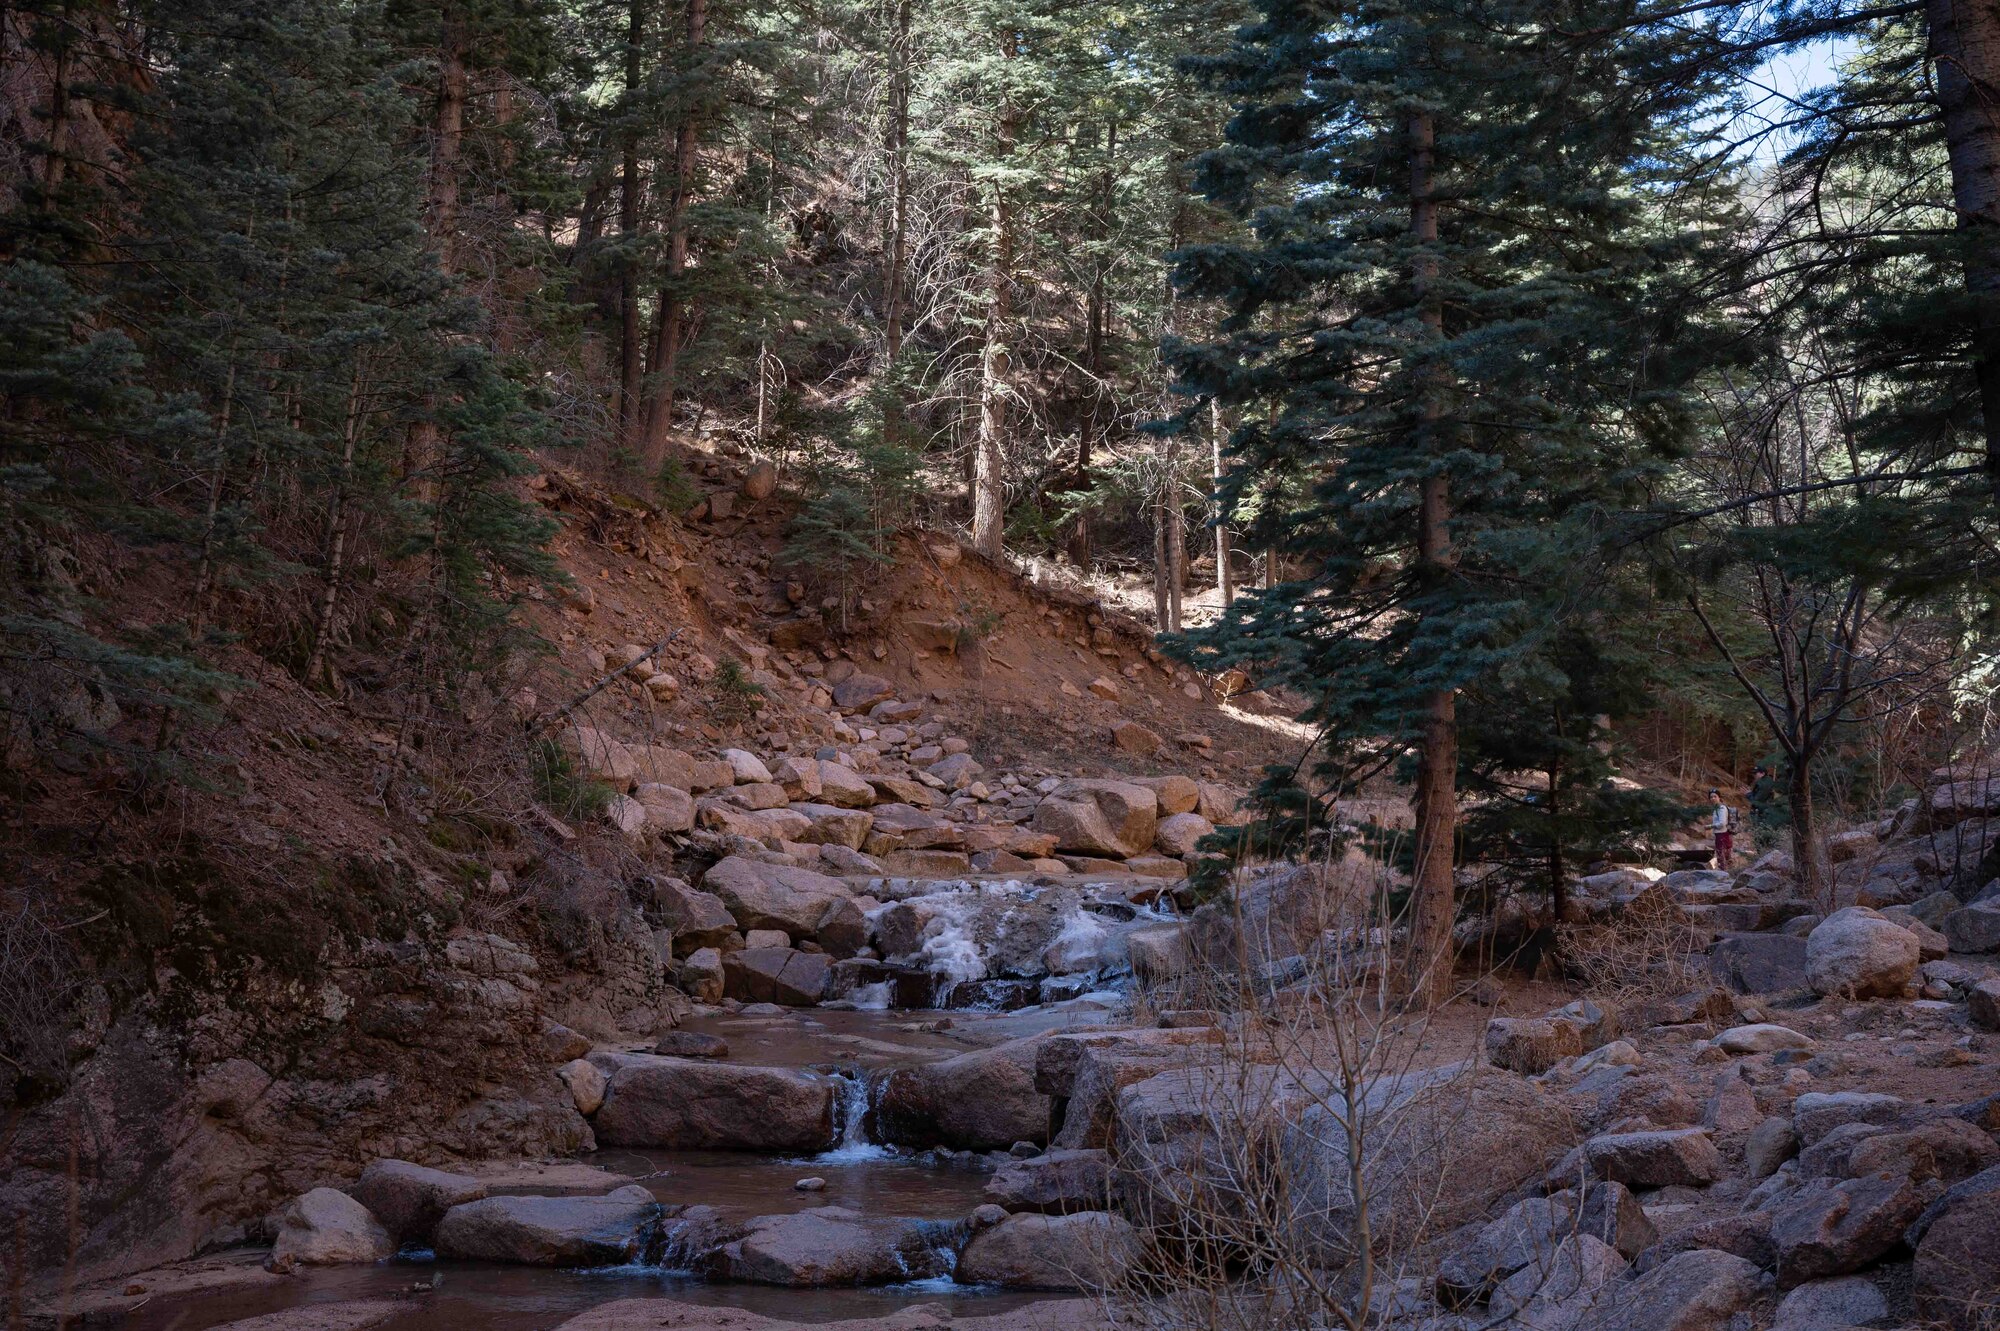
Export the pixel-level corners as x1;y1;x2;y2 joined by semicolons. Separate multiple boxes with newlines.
1710;788;1735;869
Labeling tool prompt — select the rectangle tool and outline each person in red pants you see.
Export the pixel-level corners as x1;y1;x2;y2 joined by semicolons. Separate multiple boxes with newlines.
1709;788;1734;869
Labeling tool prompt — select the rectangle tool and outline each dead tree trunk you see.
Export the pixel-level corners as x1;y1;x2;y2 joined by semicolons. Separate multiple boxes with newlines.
971;32;1018;560
1212;398;1234;607
306;360;369;689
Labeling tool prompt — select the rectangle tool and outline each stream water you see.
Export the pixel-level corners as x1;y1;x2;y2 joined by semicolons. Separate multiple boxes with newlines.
103;999;1131;1331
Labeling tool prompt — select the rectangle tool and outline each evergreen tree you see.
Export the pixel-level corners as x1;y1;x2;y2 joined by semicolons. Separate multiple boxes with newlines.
1171;0;1730;995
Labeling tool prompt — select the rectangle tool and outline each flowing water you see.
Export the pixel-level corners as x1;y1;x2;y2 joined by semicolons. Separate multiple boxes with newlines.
100;998;1132;1331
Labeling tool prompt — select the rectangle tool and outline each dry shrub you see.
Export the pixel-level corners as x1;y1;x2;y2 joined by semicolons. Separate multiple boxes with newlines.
1555;885;1711;1010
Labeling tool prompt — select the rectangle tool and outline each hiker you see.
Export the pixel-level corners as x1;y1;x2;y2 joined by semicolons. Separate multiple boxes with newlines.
1710;788;1737;869
1747;764;1783;831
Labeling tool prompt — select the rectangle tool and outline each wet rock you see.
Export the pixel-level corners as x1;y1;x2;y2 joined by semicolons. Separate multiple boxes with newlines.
1576;1248;1763;1331
983;1149;1112;1215
1773;1275;1888;1330
1769;1172;1925;1287
433;1186;660;1266
1913;1180;2000;1328
591;1055;834;1152
723;948;832;1006
955;1211;1138;1291
1580;1129;1722;1188
558;1059;607;1115
1030;780;1159;858
875;1035;1050;1151
271;1188;395;1266
702;857;854;938
707;1207;951;1286
1805;907;1920;998
653;1031;729;1059
346;1161;487;1246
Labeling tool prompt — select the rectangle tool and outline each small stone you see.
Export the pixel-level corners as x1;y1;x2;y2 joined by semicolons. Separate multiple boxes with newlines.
794;1177;826;1192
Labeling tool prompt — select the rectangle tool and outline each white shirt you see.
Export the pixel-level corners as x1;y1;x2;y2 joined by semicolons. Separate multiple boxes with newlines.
1712;803;1730;832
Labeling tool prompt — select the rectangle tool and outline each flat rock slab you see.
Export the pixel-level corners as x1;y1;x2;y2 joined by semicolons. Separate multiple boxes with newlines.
706;1207;951;1286
1581;1129;1724;1188
550;1297;1120;1331
1577;1247;1763;1331
433;1186;660;1266
956;1211;1139;1291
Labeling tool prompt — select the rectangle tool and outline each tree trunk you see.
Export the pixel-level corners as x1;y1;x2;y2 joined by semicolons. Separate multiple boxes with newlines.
1166;443;1184;632
425;5;469;267
1070;114;1116;568
1789;757;1826;906
618;0;646;456
881;0;912;443
1212;398;1233;607
306;360;368;690
1928;0;2000;511
1405;109;1458;1003
640;0;707;472
970;33;1018;560
1153;479;1172;629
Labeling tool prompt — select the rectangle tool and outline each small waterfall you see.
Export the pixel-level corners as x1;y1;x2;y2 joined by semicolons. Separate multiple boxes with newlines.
814;1067;890;1162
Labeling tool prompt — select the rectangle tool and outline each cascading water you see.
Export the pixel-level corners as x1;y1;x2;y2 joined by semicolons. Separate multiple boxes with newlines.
813;1067;891;1163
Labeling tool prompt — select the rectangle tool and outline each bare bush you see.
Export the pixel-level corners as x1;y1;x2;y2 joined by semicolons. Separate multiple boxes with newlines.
0;894;88;1096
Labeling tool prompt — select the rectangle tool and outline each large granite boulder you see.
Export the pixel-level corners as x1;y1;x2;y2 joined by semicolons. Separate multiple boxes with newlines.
722;948;832;1006
1914;1179;2000;1329
1031;781;1159;858
1709;933;1809;994
346;1160;487;1245
432;1187;660;1266
874;1035;1050;1150
701;856;853;938
271;1188;395;1266
590;1054;835;1152
1805;907;1920;998
1576;1248;1763;1331
983;1149;1113;1215
1769;1172;1926;1287
955;1212;1138;1291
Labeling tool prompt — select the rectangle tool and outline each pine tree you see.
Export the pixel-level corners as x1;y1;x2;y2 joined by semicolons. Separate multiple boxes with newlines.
1172;0;1728;996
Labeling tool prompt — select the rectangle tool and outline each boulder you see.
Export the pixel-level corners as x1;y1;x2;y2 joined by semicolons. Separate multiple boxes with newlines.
1942;901;2000;953
591;1055;834;1152
707;1207;950;1286
1576;1248;1763;1331
832;673;895;711
1709;933;1809;993
1486;1017;1584;1076
1487;1233;1627;1330
1973;976;2000;1029
742;461;777;500
726;782;791;811
1793;1091;1910;1146
432;1187;660;1266
1110;720;1162;755
702;856;853;938
1580;1129;1723;1188
697;801;812;843
875;1035;1051;1151
860;803;959;855
271;1188;395;1266
983;1149;1113;1215
789;803;874;851
1826;828;1880;863
815;761;877;808
1132;775;1200;815
558;1059;607;1115
1805;907;1920;998
1747;1117;1800;1179
1845;1119;1999;1186
1773;1276;1888;1330
1769;1172;1926;1287
954;1211;1138;1291
721;749;775;784
347;1160;487;1245
654;1030;729;1059
1154;812;1215;858
1127;924;1191;985
723;948;832;1006
1930;774;2000;827
634;784;696;834
772;756;822;800
1031;780;1159;859
1715;1023;1814;1054
604;793;649;839
678;947;724;1003
1913;1182;2000;1329
652;879;738;953
1437;1183;1653;1307
928;754;983;791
